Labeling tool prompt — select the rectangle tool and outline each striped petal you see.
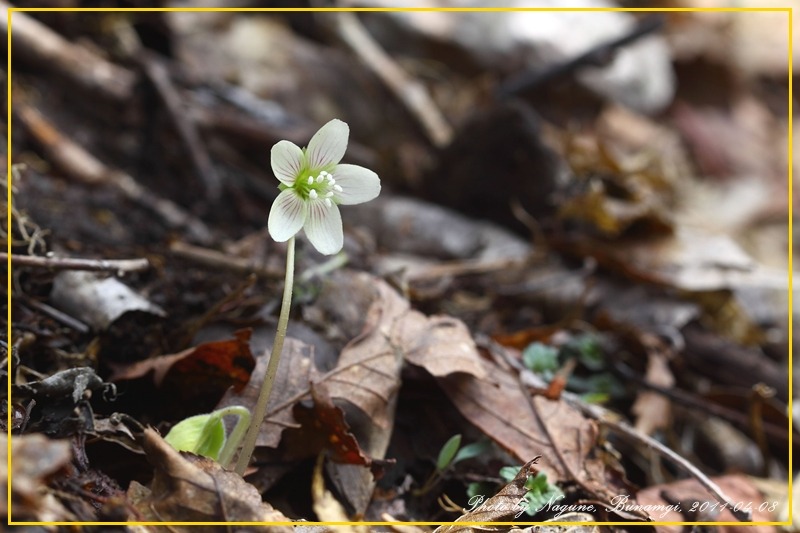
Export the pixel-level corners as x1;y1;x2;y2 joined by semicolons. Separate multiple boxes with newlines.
331;164;381;205
271;140;305;185
303;199;343;255
306;119;348;170
268;189;307;242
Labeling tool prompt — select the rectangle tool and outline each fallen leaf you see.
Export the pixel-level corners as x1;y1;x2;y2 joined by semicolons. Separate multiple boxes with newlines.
110;329;256;412
434;457;542;532
2;433;74;521
217;337;319;448
289;382;395;479
439;357;596;486
128;427;295;530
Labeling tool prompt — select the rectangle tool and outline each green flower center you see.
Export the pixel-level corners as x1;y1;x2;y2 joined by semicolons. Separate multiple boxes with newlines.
290;167;342;207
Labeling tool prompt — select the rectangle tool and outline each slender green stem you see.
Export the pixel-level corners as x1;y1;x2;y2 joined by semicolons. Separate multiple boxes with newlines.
216;406;251;469
234;236;295;475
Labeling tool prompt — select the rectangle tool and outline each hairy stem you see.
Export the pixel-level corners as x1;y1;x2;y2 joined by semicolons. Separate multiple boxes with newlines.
234;237;295;475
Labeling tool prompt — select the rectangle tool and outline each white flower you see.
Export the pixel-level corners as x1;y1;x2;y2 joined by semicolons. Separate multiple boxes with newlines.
267;119;381;255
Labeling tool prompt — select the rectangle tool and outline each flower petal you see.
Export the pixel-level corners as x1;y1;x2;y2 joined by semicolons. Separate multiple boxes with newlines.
268;189;307;242
271;140;305;185
304;199;343;255
331;164;381;205
306;119;349;170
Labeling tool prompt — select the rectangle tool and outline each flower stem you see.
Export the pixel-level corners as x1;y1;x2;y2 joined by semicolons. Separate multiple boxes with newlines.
234;236;295;476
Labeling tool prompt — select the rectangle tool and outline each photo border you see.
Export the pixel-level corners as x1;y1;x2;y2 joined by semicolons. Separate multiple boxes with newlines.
5;4;794;528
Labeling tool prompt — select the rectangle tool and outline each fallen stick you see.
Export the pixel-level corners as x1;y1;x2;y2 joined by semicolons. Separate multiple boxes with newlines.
4;252;150;273
16;102;214;244
1;1;135;103
334;11;453;148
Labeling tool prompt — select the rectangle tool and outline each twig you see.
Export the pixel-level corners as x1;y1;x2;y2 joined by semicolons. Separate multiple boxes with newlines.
18;295;90;334
4;252;150;273
15;102;214;244
0;1;135;103
334;11;453;148
496;14;666;99
581;403;752;522
137;51;222;202
169;241;281;279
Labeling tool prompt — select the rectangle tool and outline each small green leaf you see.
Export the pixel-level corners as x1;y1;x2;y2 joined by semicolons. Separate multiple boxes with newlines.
522;343;559;373
452;439;491;465
164;413;226;460
436;434;462;471
563;334;603;370
521;472;564;516
499;465;521;483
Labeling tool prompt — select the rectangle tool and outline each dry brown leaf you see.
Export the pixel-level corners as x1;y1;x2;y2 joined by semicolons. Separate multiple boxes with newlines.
2;433;74;521
434;458;542;533
128;428;295;530
109;329;256;413
439;357;596;485
217;337;319;448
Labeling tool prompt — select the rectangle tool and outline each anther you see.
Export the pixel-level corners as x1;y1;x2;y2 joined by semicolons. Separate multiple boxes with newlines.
325;191;334;198
324;198;332;207
333;185;343;192
316;175;325;183
309;189;319;199
307;176;314;185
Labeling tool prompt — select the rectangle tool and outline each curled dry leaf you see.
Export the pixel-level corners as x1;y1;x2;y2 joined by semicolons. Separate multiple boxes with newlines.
110;329;256;411
434;457;542;533
128;428;295;530
289;382;395;479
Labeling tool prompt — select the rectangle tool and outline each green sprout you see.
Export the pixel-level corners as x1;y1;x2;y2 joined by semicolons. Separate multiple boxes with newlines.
164;405;250;468
416;435;491;496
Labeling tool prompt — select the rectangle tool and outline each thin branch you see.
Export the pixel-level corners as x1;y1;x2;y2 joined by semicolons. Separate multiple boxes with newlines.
0;0;135;102
16;102;214;244
169;241;281;279
4;252;150;273
334;11;453;148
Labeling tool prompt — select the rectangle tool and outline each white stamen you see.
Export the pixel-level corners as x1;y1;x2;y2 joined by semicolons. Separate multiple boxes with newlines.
325;191;334;198
309;189;318;199
327;176;335;184
333;184;343;192
320;171;329;177
307;176;314;185
316;175;325;183
324;198;332;207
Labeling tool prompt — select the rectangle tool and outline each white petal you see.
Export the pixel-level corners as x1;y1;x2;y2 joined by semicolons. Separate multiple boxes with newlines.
331;164;381;205
306;119;349;170
268;189;307;242
271;140;305;185
304;199;343;255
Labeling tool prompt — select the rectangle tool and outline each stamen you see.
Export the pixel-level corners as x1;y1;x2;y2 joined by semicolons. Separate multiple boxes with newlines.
324;198;332;207
327;176;335;184
316;175;325;183
307;176;314;185
333;184;343;192
309;189;319;199
320;171;329;177
325;191;334;198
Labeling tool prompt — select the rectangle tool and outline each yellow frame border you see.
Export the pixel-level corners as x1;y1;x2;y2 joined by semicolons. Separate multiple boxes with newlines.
5;4;794;529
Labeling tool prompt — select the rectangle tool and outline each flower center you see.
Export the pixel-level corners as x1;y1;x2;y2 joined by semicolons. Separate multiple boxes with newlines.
294;170;343;207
